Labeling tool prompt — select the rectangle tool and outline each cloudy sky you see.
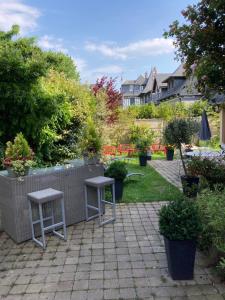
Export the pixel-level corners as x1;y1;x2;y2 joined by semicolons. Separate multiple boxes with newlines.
0;0;198;84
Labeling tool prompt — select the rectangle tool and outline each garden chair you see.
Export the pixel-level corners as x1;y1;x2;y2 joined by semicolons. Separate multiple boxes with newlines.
102;145;117;156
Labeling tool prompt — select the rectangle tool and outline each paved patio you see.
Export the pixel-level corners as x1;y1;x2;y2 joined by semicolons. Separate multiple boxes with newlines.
0;203;224;300
149;160;184;190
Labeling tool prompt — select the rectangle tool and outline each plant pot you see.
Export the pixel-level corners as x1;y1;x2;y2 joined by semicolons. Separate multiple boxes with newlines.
115;179;124;201
139;155;147;166
146;151;152;161
164;236;196;280
166;149;174;161
181;175;199;198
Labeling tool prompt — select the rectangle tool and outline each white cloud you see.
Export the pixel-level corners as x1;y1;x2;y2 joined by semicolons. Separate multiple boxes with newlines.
85;38;174;60
0;0;40;34
73;57;87;72
38;35;68;54
91;65;123;75
81;64;123;83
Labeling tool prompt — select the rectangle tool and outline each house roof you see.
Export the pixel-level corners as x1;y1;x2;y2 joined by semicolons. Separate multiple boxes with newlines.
162;64;186;83
141;67;157;94
155;73;171;88
122;75;147;86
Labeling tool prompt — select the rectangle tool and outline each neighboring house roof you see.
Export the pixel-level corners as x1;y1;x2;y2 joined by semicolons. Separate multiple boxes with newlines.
122;75;147;86
122;80;136;85
136;75;147;85
155;73;171;88
141;67;157;94
162;64;186;83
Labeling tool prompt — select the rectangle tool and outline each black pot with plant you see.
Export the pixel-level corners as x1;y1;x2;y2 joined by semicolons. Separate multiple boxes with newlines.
105;161;128;201
164;119;200;197
165;145;174;161
136;139;152;167
159;198;202;280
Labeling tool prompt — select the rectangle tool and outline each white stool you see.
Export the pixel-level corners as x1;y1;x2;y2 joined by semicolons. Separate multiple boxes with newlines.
28;188;67;249
84;176;116;226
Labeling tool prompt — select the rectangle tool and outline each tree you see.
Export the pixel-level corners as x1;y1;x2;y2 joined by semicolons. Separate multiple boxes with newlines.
164;0;225;94
45;51;80;80
92;77;122;124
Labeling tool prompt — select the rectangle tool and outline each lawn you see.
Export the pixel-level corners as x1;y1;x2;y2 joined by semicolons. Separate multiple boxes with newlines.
121;159;182;203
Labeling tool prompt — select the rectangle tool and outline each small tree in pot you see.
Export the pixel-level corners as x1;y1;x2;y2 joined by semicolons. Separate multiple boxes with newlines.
164;119;199;197
165;144;175;161
105;161;128;201
159;198;202;280
3;133;35;177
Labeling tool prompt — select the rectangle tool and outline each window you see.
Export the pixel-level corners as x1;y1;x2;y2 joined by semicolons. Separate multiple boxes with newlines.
129;85;133;92
130;98;135;105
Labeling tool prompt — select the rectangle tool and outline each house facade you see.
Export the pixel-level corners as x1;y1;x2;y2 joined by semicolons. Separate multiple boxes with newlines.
121;75;147;107
121;64;202;107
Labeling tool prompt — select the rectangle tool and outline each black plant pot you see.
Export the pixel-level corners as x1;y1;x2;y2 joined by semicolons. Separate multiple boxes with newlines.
166;149;174;161
139;155;147;166
115;179;124;201
164;237;196;280
181;175;199;198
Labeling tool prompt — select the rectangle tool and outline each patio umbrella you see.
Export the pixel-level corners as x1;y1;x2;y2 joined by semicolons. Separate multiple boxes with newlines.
199;110;211;141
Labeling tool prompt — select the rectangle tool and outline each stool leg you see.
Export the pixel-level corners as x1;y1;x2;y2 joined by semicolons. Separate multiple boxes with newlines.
97;187;102;225
28;200;35;241
60;197;67;241
84;185;88;221
38;203;46;249
112;183;116;221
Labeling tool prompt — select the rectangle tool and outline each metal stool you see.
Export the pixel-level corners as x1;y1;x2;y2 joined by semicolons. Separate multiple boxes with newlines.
84;176;116;226
28;188;67;249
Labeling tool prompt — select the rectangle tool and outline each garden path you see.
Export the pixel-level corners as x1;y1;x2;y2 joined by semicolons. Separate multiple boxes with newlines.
0;203;224;300
149;160;184;190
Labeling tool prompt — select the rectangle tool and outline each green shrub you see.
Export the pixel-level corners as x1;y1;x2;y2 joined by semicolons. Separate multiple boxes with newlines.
159;198;202;240
105;161;128;181
198;189;225;253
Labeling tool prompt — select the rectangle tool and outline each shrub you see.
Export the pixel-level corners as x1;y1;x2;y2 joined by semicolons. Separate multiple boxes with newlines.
105;161;128;181
198;189;225;253
159;198;202;240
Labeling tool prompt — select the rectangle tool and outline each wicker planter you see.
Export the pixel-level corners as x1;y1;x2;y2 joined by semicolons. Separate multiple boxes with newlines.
0;161;103;243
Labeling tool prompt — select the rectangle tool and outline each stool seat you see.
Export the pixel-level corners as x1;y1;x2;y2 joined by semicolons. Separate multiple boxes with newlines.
84;176;116;226
28;188;63;204
85;176;114;188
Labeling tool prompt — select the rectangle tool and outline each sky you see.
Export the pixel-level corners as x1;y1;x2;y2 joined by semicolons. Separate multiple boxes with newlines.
0;0;198;84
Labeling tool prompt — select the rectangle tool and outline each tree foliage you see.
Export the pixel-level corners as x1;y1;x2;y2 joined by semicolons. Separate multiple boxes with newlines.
164;0;225;94
92;77;122;124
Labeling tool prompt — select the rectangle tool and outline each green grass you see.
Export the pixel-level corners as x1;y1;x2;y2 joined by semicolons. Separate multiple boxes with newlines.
121;159;182;203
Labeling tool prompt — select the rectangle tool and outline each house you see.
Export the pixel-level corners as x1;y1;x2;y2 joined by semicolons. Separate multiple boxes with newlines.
121;75;147;107
121;64;202;107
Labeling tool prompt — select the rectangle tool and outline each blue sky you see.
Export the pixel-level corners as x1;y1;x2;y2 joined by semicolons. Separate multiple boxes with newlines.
0;0;198;84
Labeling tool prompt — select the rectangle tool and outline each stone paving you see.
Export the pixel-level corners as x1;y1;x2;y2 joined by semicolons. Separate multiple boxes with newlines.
0;203;225;300
149;160;184;190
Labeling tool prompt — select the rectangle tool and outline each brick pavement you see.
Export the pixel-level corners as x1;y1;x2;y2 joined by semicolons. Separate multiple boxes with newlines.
0;203;224;300
149;160;184;190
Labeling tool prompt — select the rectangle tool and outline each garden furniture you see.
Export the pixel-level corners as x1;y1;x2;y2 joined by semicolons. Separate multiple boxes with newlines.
186;150;222;158
28;188;67;249
102;145;117;156
0;161;103;243
84;176;116;226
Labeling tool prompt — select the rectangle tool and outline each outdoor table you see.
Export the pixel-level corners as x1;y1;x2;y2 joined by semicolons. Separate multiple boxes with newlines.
185;150;222;158
0;160;104;243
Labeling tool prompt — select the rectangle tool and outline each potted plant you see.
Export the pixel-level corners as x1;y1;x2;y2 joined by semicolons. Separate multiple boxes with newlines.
164;119;199;197
165;144;175;161
136;137;149;166
105;161;128;201
159;198;202;280
3;133;35;177
81;119;102;165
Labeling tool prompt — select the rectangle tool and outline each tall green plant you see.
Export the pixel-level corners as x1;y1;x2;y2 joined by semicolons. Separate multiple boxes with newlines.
163;119;199;175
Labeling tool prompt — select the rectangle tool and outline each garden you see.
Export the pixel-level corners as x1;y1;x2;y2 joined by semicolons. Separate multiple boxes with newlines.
1;0;225;297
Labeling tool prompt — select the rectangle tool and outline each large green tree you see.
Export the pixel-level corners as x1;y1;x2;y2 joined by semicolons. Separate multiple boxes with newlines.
164;0;225;94
0;25;84;163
